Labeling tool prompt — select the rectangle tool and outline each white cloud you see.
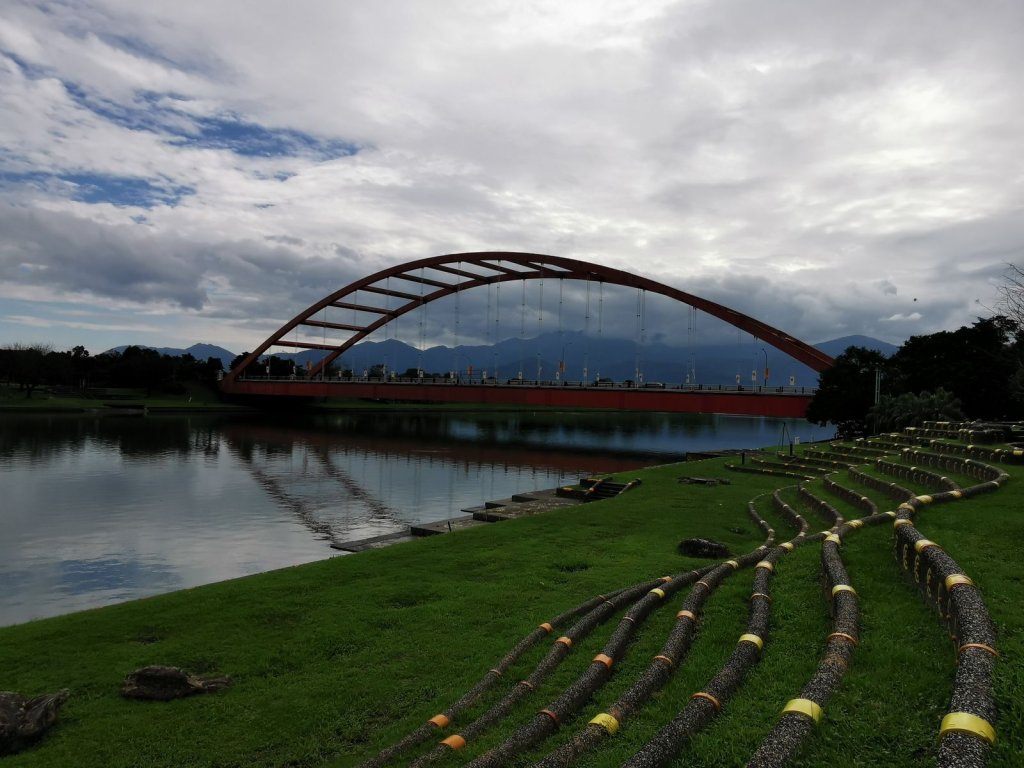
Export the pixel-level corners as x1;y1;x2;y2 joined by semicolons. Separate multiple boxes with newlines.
0;0;1021;354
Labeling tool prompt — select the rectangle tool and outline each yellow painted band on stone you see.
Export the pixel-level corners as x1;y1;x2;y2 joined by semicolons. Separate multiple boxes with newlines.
848;520;863;528
940;712;996;745
915;494;934;504
756;560;774;571
783;698;823;724
885;510;897;518
649;587;666;599
832;584;857;597
914;539;940;553
589;713;619;735
726;560;740;570
945;574;975;590
739;633;764;651
898;503;915;512
951;490;963;499
780;542;795;551
825;534;841;545
894;519;913;528
676;609;697;620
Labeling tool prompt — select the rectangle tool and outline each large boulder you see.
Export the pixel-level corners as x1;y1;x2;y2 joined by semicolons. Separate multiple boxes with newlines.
121;666;230;701
0;689;71;756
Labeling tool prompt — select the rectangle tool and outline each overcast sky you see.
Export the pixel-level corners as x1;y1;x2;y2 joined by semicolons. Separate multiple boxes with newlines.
1;0;1021;356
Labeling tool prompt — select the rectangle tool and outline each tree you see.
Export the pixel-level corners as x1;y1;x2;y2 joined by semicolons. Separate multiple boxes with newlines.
888;316;1020;419
869;388;965;432
996;263;1024;333
3;343;53;398
806;346;888;437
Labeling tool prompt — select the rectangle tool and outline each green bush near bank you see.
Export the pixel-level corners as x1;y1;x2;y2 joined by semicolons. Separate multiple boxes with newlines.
0;453;1021;767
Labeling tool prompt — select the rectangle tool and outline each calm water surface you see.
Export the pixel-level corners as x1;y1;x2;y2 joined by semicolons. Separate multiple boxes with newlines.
0;410;828;626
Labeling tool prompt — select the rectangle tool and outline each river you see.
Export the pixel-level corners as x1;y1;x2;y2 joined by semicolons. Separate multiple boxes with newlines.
0;410;829;626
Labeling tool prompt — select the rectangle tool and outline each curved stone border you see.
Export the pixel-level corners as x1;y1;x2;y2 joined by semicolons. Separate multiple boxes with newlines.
356;583;653;768
531;494;801;768
461;538;781;768
889;489;1002;767
744;507;887;767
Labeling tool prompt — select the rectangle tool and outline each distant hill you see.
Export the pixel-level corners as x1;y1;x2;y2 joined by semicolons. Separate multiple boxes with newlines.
250;331;901;387
104;333;898;386
103;343;236;367
814;335;899;358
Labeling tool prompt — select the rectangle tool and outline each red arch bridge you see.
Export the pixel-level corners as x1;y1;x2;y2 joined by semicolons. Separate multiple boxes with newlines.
220;252;834;418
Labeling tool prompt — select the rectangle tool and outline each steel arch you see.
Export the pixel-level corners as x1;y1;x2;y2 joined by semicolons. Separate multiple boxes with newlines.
221;252;834;386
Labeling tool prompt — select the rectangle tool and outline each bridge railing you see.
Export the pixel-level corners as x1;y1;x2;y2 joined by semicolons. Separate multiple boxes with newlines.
235;374;816;396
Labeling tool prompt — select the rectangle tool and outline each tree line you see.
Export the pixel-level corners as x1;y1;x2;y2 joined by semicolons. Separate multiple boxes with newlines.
0;344;224;398
807;314;1024;436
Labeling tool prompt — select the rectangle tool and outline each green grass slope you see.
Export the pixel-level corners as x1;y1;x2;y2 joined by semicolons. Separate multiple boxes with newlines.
0;447;1020;767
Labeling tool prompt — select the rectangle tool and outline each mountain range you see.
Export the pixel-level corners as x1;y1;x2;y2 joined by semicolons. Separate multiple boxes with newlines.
107;333;899;387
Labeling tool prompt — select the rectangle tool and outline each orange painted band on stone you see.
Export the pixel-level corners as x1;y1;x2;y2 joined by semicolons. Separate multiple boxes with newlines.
556;636;573;647
691;691;721;711
593;654;614;669
653;654;674;666
539;708;560;725
676;610;697;620
660;575;673;583
429;714;451;728
441;735;466;750
539;622;553;633
828;632;859;646
959;643;999;657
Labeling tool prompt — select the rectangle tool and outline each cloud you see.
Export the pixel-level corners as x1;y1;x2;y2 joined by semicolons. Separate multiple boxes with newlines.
0;0;1021;354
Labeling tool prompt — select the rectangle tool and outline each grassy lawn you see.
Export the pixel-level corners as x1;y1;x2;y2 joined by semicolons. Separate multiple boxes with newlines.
0;441;1020;767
